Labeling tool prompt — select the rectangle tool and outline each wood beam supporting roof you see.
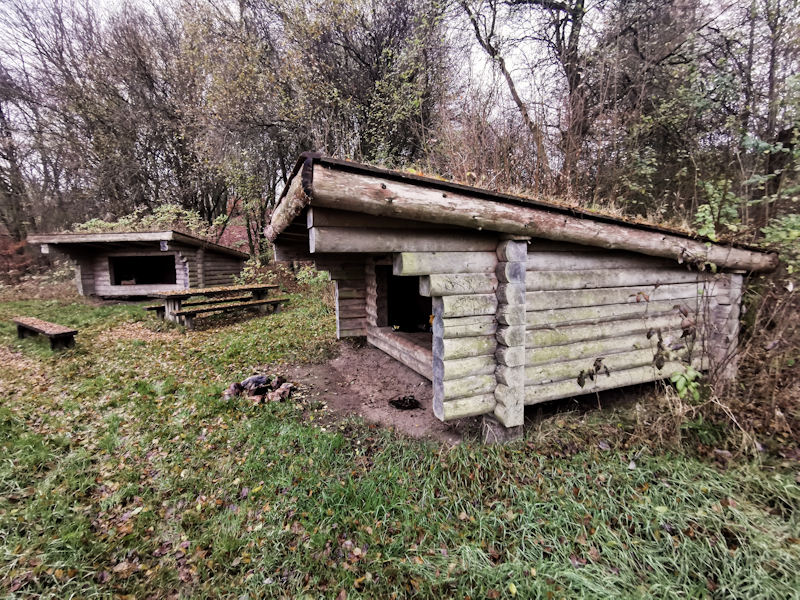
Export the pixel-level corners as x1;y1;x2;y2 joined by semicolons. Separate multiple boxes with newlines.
267;154;777;272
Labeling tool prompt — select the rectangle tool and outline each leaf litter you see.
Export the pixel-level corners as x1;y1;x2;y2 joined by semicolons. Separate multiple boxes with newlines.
0;296;798;598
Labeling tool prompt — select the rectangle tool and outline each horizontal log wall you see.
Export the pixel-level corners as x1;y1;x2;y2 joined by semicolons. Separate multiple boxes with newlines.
391;251;500;422
202;250;244;287
367;327;433;380
523;246;732;405
335;275;367;338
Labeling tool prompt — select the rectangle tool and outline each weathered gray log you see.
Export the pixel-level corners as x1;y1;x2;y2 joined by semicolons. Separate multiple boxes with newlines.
525;240;597;252
336;289;366;300
339;308;367;319
433;315;497;338
495;383;522;406
526;300;707;330
369;327;433;367
339;328;366;337
497;262;527;283
434;374;496;402
493;239;527;428
367;332;433;380
310;165;777;272
336;281;366;305
433;355;496;381
307;206;464;230
526;313;698;348
338;298;367;309
526;282;722;311
309;227;497;253
524;358;707;405
433;393;496;421
364;265;378;328
419;273;498;296
496;364;525;387
497;239;528;262
496;325;526;346
339;317;367;331
705;277;735;304
710;273;744;381
526;333;663;366
335;279;366;290
496;283;526;305
274;243;313;262
525;268;712;291
527;251;676;271
497;304;526;326
433;335;497;360
313;256;366;271
524;346;690;386
328;269;366;280
393;252;498;276
266;176;308;242
432;294;498;318
496;345;526;367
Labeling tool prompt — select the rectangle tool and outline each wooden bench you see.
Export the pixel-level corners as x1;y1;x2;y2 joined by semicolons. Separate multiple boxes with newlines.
173;297;289;330
13;317;78;350
144;295;253;319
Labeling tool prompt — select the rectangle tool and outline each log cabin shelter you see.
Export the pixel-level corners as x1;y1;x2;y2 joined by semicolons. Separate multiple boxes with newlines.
267;153;778;431
28;231;249;298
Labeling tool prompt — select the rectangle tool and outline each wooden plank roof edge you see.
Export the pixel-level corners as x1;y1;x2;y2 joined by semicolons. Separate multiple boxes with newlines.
27;230;249;259
269;153;775;268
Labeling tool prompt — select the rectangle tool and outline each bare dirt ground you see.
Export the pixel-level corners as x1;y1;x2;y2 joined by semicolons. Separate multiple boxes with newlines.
279;338;658;446
283;339;481;445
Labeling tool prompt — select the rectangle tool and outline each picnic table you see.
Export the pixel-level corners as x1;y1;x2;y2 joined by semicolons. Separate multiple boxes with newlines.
149;283;279;323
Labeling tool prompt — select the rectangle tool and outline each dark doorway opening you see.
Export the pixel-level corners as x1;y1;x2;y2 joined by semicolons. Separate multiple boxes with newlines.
110;255;177;286
386;270;432;333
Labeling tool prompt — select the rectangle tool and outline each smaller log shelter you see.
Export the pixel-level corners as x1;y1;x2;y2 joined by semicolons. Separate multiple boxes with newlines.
28;231;248;298
267;153;778;433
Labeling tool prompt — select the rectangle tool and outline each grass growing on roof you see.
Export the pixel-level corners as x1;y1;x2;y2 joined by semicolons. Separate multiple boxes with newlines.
0;295;798;598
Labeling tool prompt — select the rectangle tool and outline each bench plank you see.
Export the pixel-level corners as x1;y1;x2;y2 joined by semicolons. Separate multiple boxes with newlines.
173;298;290;330
13;317;78;350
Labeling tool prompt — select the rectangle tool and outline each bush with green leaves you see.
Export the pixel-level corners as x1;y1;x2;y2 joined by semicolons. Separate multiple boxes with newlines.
762;213;800;275
694;179;742;241
670;365;702;402
72;205;227;241
296;265;328;289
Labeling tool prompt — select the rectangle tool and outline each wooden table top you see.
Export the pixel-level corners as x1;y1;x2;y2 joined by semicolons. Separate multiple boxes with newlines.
150;283;278;299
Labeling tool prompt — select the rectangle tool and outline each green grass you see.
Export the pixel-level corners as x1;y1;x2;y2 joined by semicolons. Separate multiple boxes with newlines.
0;296;798;598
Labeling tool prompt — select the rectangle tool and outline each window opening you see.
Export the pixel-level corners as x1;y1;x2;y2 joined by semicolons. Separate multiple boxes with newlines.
386;270;432;333
110;255;177;286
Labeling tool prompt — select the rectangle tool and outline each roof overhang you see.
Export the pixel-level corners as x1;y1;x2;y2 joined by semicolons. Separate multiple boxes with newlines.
28;230;249;260
266;153;778;273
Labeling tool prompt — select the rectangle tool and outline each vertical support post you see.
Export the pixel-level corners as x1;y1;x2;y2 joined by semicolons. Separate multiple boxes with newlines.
492;239;527;432
73;260;84;296
252;287;269;313
375;265;389;327
365;263;377;329
713;273;744;383
197;249;205;288
165;298;181;323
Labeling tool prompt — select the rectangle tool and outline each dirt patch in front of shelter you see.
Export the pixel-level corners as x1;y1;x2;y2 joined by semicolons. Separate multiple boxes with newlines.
283;339;479;445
